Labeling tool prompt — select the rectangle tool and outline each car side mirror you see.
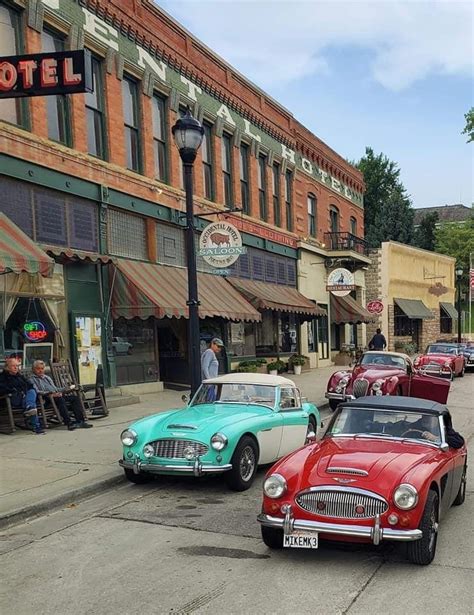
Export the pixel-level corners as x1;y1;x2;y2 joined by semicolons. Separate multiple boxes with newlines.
181;394;189;404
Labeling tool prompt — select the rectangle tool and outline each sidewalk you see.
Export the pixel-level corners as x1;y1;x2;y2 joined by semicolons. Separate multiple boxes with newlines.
0;366;335;529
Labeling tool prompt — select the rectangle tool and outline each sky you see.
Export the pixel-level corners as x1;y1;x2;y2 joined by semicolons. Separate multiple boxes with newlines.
157;0;473;209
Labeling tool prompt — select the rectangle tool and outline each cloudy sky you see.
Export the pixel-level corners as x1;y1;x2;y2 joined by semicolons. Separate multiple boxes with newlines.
158;0;473;209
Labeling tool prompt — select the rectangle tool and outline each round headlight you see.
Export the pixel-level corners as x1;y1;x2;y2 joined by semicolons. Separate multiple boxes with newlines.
263;474;287;499
393;484;419;510
211;432;228;451
339;376;350;387
143;444;154;458
444;361;451;367
121;429;137;447
372;380;382;391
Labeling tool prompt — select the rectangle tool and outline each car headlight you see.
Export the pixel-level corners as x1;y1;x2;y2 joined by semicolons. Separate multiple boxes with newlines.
393;484;419;510
121;429;137;447
263;474;287;499
183;445;197;460
372;380;383;391
210;432;228;451
444;361;451;367
143;444;154;458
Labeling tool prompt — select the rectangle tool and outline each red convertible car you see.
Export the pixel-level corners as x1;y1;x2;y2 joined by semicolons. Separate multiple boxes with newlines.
258;397;467;565
414;343;466;379
326;351;450;411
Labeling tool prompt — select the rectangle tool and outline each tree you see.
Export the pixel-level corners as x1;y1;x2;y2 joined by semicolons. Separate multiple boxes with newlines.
356;147;414;248
462;107;474;143
413;211;439;251
435;216;474;289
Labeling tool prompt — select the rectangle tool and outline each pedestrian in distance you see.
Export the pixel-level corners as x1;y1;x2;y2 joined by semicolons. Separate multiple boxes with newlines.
0;357;45;434
201;337;224;380
369;328;387;351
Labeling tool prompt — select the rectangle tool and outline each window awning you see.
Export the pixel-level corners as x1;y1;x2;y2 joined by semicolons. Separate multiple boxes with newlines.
41;245;115;264
111;260;261;321
330;294;374;324
227;278;326;316
394;298;433;320
0;213;54;277
440;302;458;320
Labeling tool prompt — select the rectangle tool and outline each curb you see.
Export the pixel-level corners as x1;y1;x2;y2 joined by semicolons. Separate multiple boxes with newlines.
0;473;124;531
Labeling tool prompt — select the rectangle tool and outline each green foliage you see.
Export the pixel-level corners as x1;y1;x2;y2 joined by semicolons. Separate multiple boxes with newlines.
235;360;258;373
394;341;418;355
355;147;414;248
413;211;439;251
288;354;308;366
462;107;474;143
255;358;267;366
267;359;286;373
435;216;474;289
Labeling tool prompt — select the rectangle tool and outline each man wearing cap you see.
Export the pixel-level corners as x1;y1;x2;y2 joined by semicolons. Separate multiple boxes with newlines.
201;338;224;380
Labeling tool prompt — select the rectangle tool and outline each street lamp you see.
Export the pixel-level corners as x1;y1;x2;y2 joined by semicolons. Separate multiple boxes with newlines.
172;108;204;396
455;266;463;344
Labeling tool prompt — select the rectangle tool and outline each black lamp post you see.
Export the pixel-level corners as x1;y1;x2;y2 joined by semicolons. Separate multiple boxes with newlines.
172;108;204;396
455;266;463;344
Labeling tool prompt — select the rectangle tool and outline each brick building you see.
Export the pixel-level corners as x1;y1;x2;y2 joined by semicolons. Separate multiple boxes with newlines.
0;0;367;388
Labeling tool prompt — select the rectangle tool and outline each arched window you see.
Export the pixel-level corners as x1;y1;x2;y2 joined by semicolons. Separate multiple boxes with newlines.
307;193;317;237
329;206;340;233
350;216;357;236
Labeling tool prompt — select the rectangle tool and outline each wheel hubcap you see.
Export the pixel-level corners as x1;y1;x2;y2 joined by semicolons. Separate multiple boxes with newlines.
429;510;438;552
240;446;255;481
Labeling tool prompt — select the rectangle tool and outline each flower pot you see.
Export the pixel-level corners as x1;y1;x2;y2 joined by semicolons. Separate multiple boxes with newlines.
269;370;278;376
293;364;302;375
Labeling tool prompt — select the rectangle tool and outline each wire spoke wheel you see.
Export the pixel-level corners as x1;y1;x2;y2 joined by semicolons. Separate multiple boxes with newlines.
239;445;256;481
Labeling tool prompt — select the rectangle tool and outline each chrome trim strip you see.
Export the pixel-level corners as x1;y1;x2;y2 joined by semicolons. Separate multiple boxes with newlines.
327;467;369;476
119;459;232;475
325;393;355;401
257;513;422;543
167;424;198;430
325;434;441;449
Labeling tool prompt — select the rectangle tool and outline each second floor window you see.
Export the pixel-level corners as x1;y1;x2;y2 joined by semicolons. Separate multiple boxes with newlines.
202;121;214;200
85;55;106;159
42;29;70;145
152;94;167;182
272;163;281;227
330;205;340;233
258;154;267;220
308;193;317;237
122;76;141;172
350;216;357;235
240;143;250;214
222;133;233;207
0;4;24;126
285;170;293;231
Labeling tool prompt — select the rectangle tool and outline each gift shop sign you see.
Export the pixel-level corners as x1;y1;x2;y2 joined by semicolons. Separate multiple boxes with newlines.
0;50;92;98
199;222;247;268
326;268;356;297
23;321;48;342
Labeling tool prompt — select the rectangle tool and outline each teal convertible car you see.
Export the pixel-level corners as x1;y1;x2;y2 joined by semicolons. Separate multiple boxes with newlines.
119;373;320;491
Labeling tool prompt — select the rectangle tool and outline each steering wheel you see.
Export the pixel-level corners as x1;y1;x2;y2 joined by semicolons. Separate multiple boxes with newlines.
401;428;424;438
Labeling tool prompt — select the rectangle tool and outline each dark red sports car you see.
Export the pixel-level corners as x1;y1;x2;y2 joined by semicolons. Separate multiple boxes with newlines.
258;397;467;565
414;343;466;379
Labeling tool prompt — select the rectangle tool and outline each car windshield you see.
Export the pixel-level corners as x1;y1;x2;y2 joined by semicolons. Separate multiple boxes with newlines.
191;383;276;408
360;353;406;368
426;345;457;355
326;407;442;444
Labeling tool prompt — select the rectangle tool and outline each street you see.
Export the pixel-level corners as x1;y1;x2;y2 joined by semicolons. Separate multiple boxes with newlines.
0;375;472;615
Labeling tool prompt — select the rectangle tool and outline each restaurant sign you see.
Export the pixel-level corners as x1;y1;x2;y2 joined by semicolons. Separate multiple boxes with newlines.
199;222;247;268
326;268;356;297
0;50;92;98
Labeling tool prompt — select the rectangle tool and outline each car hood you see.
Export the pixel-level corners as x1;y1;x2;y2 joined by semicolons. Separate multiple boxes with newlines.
419;354;455;363
353;367;402;380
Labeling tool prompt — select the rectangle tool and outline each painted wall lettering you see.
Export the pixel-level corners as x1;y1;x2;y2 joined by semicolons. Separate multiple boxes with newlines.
82;9;119;51
137;47;167;83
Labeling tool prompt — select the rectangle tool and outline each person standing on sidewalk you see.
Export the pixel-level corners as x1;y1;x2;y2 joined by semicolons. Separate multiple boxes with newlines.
201;338;224;380
369;328;387;351
29;360;93;430
0;357;45;434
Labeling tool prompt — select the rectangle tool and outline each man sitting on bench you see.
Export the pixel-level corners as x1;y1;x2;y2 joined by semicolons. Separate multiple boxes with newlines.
0;357;45;434
30;360;92;430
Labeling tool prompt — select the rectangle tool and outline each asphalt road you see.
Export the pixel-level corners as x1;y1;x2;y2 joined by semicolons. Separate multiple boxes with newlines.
1;374;473;615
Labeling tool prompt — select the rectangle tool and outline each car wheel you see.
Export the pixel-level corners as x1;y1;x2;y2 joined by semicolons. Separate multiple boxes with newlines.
226;436;258;491
453;462;467;506
261;525;283;549
459;364;465;378
406;490;439;565
124;468;152;484
305;416;317;444
329;399;339;412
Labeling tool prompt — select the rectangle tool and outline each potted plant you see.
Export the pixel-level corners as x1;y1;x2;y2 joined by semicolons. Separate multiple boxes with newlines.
289;354;308;375
267;359;286;375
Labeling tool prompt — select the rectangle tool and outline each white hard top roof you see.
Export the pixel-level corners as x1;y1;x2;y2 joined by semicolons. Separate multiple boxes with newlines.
203;373;296;386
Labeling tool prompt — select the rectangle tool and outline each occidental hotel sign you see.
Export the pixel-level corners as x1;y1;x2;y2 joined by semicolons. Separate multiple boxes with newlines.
0;50;92;98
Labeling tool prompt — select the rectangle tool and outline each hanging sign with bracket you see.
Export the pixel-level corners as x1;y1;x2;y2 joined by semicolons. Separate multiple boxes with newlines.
199;222;247;269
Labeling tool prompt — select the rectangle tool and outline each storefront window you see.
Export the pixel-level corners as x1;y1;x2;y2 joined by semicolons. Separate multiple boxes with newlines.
307;319;316;353
228;322;255;358
279;313;298;354
256;311;276;356
113;317;157;385
75;316;102;385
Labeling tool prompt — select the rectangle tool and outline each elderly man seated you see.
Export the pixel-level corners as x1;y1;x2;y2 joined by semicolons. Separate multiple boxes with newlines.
0;357;45;434
29;360;92;430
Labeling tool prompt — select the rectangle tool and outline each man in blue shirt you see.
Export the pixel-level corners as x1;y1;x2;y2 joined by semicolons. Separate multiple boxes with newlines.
201;337;224;380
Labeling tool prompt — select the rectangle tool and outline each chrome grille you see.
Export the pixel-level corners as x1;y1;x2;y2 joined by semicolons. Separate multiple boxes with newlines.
353;378;369;398
296;487;388;519
327;467;368;476
151;439;209;458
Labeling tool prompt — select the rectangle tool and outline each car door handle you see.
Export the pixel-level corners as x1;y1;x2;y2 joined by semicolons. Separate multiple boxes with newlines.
261;428;272;432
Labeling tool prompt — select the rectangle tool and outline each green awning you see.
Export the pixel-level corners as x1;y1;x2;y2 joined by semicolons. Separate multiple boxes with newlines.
394;298;433;320
440;302;458;320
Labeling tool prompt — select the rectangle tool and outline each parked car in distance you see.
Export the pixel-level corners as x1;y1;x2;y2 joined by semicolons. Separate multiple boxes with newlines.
112;336;133;355
258;396;467;565
458;342;474;371
414;343;466;379
119;373;320;491
325;351;450;411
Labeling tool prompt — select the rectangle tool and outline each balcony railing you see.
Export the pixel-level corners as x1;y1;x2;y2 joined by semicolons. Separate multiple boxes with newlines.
324;232;369;256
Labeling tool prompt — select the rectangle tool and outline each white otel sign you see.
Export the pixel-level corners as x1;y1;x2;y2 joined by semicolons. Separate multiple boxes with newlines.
326;267;356;297
199;222;247;269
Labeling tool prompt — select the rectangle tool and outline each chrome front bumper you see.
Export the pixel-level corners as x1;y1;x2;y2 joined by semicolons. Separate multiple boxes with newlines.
119;457;231;477
258;505;422;545
325;392;355;401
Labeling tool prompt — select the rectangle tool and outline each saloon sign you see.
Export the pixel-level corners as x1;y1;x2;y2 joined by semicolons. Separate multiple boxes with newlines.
326;268;356;297
0;50;92;98
199;222;247;269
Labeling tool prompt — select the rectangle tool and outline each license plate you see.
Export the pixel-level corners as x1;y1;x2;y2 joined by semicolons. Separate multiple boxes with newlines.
283;531;318;549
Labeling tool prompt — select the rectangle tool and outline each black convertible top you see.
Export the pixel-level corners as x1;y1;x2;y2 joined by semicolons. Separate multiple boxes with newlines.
341;396;449;416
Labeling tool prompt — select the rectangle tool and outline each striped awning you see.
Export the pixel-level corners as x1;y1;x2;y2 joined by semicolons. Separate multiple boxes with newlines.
41;245;115;264
330;294;374;324
227;278;326;316
111;260;261;321
0;213;54;277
